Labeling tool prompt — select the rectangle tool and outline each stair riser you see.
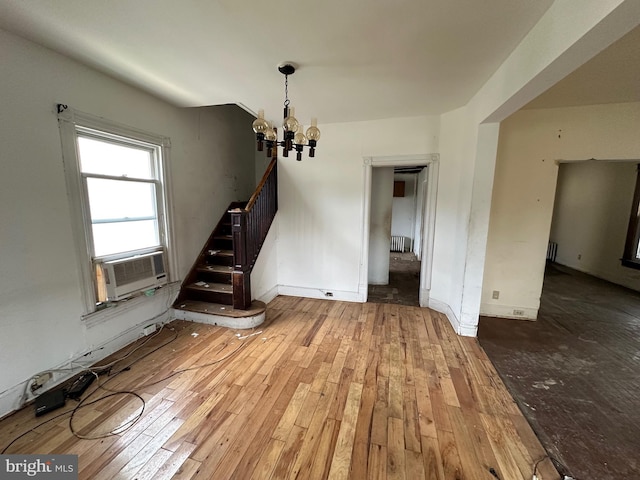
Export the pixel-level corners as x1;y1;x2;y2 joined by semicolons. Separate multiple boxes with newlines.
213;239;233;250
197;271;232;284
206;256;233;267
186;289;233;305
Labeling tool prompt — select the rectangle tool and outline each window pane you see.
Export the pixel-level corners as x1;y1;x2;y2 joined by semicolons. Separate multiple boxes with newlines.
92;220;159;257
86;178;157;221
78;136;154;179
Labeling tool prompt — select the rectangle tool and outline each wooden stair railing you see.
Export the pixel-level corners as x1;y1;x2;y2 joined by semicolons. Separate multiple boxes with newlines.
173;159;278;314
230;158;278;309
173;201;246;309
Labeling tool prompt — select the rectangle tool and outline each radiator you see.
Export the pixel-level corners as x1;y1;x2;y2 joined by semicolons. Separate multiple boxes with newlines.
547;241;558;262
391;236;407;252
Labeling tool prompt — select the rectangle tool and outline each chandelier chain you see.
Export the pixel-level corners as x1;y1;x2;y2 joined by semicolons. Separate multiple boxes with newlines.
284;74;290;108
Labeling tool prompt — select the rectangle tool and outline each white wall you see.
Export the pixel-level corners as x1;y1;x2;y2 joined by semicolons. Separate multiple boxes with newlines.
276;116;440;302
429;108;476;331
391;173;418;248
550;161;640;289
246;0;640;339
0;29;255;417
413;167;428;260
436;0;639;334
482;103;640;319
250;214;280;304
368;168;394;284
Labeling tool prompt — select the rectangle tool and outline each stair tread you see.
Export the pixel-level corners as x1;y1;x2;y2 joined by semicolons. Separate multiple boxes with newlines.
173;300;266;318
197;264;232;273
186;282;233;294
206;249;233;257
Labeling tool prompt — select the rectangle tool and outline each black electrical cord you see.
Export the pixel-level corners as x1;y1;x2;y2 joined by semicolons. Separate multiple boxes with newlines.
1;407;75;454
533;456;546;478
1;323;256;453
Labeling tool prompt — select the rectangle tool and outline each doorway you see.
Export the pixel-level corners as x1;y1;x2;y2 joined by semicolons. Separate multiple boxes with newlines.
368;167;426;305
359;154;438;307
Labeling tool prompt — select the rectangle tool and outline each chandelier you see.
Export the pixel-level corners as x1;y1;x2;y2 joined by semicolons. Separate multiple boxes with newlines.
252;63;320;161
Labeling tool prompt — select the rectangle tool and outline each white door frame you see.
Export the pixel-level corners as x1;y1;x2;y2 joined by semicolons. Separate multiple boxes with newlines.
360;154;439;307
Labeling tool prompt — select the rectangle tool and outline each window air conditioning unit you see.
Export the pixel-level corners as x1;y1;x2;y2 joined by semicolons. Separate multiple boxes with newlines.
103;251;167;301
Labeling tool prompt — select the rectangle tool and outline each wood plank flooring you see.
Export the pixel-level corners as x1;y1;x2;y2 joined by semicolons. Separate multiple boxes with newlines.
0;296;559;479
479;263;640;480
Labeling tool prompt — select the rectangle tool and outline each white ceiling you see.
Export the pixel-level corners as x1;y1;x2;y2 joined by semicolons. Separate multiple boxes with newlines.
0;0;557;124
525;24;640;109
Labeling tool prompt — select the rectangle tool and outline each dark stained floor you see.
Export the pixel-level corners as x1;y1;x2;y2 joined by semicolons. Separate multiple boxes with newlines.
479;262;640;480
367;252;420;306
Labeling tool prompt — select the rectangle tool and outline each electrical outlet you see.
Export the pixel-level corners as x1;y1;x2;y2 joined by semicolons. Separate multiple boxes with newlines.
513;309;525;316
142;324;157;336
577;254;582;260
31;372;52;392
492;290;500;300
325;292;333;297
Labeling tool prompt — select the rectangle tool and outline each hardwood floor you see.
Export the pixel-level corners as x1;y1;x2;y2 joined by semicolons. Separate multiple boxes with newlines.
0;297;559;479
479;263;640;480
368;253;421;306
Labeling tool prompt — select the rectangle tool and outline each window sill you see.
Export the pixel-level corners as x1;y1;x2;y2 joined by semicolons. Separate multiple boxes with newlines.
82;282;179;329
621;258;640;270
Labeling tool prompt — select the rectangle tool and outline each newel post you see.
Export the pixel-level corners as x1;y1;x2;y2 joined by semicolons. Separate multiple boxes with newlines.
230;208;251;309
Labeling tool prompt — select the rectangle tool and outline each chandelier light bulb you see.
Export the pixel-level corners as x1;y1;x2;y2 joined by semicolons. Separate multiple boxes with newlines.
306;120;321;142
294;125;308;146
252;109;268;134
264;124;277;142
283;107;299;133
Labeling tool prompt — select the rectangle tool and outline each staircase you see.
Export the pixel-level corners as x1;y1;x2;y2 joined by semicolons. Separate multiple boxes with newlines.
173;159;277;328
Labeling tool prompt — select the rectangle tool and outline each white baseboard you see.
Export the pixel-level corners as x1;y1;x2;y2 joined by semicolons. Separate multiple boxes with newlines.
0;310;173;420
480;303;538;320
172;308;265;330
358;283;368;302
428;297;460;329
419;288;430;308
278;285;365;303
427;297;477;337
256;285;279;305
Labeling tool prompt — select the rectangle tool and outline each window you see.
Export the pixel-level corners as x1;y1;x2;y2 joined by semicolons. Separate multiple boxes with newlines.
622;164;640;269
59;109;173;313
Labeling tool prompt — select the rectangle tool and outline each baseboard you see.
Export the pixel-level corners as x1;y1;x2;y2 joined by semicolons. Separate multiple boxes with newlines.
358;283;368;302
480;303;538;320
256;285;279;305
419;288;430;308
278;285;365;303
428;297;460;331
0;310;173;420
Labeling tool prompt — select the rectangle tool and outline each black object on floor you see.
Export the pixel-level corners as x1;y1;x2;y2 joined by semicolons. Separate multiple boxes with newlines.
66;373;95;400
34;389;66;417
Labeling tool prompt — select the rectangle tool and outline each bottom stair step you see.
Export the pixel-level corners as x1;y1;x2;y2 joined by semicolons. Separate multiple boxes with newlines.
172;300;267;330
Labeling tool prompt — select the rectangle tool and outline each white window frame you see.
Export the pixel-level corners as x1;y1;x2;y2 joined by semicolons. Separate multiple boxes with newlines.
58;108;177;315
